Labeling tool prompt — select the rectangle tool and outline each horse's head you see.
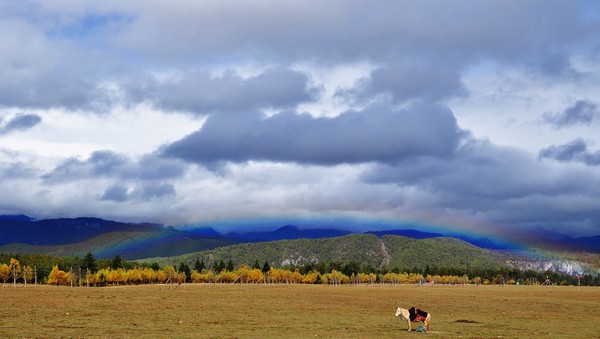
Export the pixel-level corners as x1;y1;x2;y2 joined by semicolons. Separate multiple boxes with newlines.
395;307;409;320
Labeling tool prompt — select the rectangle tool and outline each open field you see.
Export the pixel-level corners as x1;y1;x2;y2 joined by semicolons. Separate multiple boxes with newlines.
1;284;599;338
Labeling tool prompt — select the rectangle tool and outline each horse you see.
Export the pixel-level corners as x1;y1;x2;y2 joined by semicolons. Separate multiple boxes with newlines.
395;306;431;332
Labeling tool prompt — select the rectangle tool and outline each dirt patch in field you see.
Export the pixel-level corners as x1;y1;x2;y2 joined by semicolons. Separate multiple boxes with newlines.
455;319;479;323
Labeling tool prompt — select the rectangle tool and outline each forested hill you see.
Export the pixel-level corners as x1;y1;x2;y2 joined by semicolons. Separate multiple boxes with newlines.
142;234;506;272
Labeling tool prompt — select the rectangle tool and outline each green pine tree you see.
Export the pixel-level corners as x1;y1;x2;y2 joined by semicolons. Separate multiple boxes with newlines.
111;255;122;269
81;252;97;273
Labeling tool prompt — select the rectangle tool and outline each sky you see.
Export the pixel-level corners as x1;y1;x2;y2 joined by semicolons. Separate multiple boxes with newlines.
2;0;600;237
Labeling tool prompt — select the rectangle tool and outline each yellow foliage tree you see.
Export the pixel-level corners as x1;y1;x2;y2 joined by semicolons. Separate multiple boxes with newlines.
156;269;167;283
127;268;143;285
141;268;157;284
9;258;20;269
94;268;110;286
107;268;127;285
0;264;10;283
163;265;176;283
219;270;237;283
191;271;208;283
9;258;21;284
22;266;33;283
248;268;263;283
48;265;71;286
301;270;319;284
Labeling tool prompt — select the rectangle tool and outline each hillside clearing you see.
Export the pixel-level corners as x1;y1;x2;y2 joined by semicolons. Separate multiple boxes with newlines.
1;284;599;338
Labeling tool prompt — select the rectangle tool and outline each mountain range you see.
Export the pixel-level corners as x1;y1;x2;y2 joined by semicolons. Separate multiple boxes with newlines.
1;215;599;263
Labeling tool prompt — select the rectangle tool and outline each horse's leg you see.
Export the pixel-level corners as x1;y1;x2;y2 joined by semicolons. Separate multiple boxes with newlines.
425;314;431;331
407;320;411;331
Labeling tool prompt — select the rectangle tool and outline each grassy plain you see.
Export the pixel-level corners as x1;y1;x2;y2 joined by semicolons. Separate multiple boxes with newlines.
1;283;599;338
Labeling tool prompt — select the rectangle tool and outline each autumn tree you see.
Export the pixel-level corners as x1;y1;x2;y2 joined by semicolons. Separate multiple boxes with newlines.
48;265;70;286
0;263;10;284
127;268;143;284
10;258;21;285
107;268;126;285
248;268;263;283
22;266;33;284
163;265;177;283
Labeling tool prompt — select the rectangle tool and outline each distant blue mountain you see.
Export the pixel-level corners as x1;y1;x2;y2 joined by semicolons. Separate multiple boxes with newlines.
0;216;162;246
185;226;222;237
568;235;600;252
365;229;443;239
452;235;521;250
0;216;236;259
503;227;599;252
225;225;351;242
364;229;517;250
0;214;35;222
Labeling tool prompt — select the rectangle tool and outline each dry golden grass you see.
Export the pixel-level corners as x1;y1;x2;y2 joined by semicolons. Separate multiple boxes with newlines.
1;283;599;338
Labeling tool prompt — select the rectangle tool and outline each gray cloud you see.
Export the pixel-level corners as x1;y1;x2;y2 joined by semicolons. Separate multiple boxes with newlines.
2;1;595;114
339;62;467;104
139;183;176;200
0;150;38;179
539;139;600;166
43;150;187;183
127;68;317;114
100;184;129;202
0;18;115;111
543;100;599;128
365;140;589;200
115;1;597;74
99;182;175;202
363;139;600;231
162;103;463;166
0;114;42;135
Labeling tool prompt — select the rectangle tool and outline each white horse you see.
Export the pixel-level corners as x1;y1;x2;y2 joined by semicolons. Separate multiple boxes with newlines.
395;306;431;332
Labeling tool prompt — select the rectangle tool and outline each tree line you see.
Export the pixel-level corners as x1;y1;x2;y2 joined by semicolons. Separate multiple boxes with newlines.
1;253;599;287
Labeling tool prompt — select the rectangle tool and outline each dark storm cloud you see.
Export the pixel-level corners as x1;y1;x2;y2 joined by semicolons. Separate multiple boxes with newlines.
338;62;467;104
117;1;596;74
543;100;599;128
127;68;317;114
3;1;596;113
365;140;589;200
43;150;187;183
0;17;116;112
100;184;129;202
161;103;463;166
363;139;600;229
539;139;600;166
0;114;42;135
